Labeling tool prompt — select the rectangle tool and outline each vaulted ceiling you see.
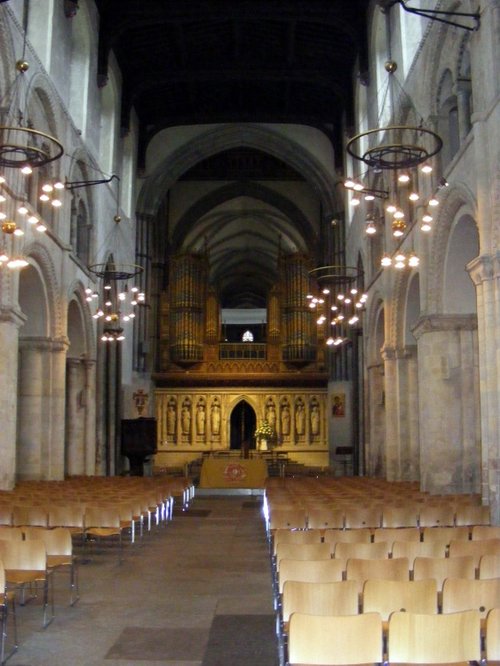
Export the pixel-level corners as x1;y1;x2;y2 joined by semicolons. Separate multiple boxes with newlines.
94;1;371;309
95;0;370;167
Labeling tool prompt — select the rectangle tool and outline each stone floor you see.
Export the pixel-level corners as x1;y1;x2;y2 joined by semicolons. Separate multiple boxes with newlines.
6;496;278;666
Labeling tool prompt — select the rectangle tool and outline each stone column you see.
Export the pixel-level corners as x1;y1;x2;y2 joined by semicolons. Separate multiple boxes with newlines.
381;345;399;481
413;314;480;495
17;340;45;480
84;359;97;475
468;254;500;524
65;358;86;476
0;306;26;488
45;337;69;480
366;361;385;477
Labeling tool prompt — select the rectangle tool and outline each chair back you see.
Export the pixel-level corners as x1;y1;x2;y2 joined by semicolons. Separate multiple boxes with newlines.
288;611;383;665
421;526;469;544
0;526;24;541
448;538;500;570
323;528;371;545
273;528;322;555
335;540;389;563
387;609;481;663
275;542;332;570
344;507;381;529
346;557;409;594
382;505;419;528
373;527;420;543
392;540;447;564
442;577;500;620
363;578;438;620
306;508;344;530
24;527;73;557
486;607;500;660
413;555;475;589
278;558;344;594
478;553;500;579
418;505;455;527
282;579;358;624
455;505;490;527
269;508;307;531
0;539;46;571
471;525;500;540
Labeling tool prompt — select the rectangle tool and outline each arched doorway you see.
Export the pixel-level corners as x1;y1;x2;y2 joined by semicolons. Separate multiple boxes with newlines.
230;401;256;451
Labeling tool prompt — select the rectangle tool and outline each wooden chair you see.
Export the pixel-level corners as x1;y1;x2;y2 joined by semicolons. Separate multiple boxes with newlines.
387;609;481;664
455;504;490;528
323;527;371;545
478;553;500;579
273;528;322;556
486;607;500;661
418;505;455;528
0;560;18;665
0;539;54;628
381;505;419;528
335;540;390;567
471;525;500;540
344;507;381;530
345;557;409;597
278;558;344;595
12;506;48;529
84;506;124;563
275;542;332;571
306;508;344;530
0;506;13;527
363;578;437;632
269;508;307;533
24;527;79;606
421;526;470;545
373;527;420;543
281;579;358;631
413;555;475;608
391;539;447;568
442;577;500;632
0;527;24;542
448;538;500;573
48;504;85;544
288;611;383;666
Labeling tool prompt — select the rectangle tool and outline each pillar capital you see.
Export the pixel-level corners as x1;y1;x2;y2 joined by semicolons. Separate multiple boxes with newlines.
467;252;500;286
412;314;477;339
0;306;27;329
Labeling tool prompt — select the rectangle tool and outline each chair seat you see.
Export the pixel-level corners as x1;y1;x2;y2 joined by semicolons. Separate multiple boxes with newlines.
5;570;46;585
46;555;72;568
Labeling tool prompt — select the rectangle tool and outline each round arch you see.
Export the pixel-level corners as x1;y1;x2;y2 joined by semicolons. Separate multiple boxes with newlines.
137;123;338;217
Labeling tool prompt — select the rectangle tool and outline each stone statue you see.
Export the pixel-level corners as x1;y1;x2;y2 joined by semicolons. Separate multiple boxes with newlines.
211;402;221;435
196;402;206;436
310;404;319;435
181;404;191;435
281;405;290;435
295;403;305;435
166;401;176;436
266;403;277;430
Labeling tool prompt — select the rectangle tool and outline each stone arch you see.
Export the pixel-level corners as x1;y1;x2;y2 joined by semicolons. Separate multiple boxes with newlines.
228;396;258;450
365;294;385;366
66;280;96;359
172;181;316;253
137;123;338;217
23;241;63;338
427;183;478;312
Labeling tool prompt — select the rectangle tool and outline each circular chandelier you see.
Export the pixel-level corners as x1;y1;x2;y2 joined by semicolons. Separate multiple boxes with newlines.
307;265;367;347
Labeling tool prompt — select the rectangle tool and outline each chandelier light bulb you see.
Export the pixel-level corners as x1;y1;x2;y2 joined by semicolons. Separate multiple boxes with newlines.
105;300;112;307
36;223;47;232
0;176;5;184
101;335;108;342
395;260;406;269
118;292;126;301
129;312;135;319
393;210;405;220
421;221;432;232
54;181;65;190
131;286;139;293
344;178;356;189
344;298;351;304
0;195;5;203
0;213;5;220
422;214;433;222
349;315;359;325
337;294;344;301
123;315;130;322
86;294;93;302
360;293;368;302
326;336;334;345
409;192;419;201
395;253;406;263
117;335;125;341
364;194;375;201
421;164;433;174
366;220;377;235
51;199;62;207
0;252;8;262
21;166;32;175
39;193;50;202
352;182;364;192
334;337;344;346
13;228;24;236
350;197;360;206
322;288;330;295
398;173;410;183
355;302;363;309
386;204;397;214
42;184;53;193
85;287;93;295
18;206;28;215
28;215;38;224
428;197;439;207
308;302;316;309
330;305;338;311
381;255;392;267
408;254;420;267
104;284;111;290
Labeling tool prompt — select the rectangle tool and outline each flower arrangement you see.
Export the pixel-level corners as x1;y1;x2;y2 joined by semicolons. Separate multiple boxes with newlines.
254;420;275;439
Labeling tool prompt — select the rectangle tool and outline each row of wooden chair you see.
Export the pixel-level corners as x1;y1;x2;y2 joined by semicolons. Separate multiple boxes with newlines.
279;577;500;629
287;608;500;665
267;504;491;531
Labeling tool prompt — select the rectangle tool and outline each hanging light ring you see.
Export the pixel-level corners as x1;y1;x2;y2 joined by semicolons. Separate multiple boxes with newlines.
346;125;442;170
309;264;362;287
0;126;64;168
88;262;143;280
